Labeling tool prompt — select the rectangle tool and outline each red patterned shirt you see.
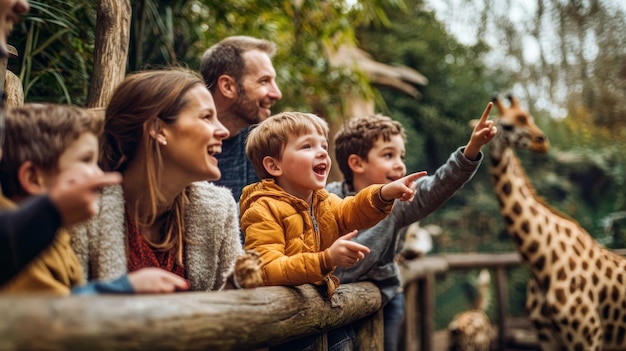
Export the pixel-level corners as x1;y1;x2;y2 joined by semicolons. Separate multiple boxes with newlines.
125;210;186;279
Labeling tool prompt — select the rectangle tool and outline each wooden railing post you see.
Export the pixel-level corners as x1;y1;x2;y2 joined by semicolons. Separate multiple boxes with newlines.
402;282;419;351
0;45;18;97
495;266;509;350
418;272;435;351
399;252;523;350
312;333;328;351
398;256;449;351
354;308;384;351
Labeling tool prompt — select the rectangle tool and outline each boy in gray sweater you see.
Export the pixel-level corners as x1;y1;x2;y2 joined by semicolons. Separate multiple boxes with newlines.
326;102;496;351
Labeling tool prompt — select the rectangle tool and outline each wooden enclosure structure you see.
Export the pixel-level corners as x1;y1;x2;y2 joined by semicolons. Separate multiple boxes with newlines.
399;252;524;351
7;250;626;350
0;282;383;351
399;249;626;351
0;252;547;351
0;45;24;107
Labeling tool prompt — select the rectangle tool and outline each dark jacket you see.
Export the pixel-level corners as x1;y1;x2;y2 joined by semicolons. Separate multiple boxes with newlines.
0;194;61;285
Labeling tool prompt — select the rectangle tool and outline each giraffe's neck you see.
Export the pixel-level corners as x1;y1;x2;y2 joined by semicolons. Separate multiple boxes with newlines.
489;146;540;245
489;144;572;283
490;144;600;292
472;281;490;311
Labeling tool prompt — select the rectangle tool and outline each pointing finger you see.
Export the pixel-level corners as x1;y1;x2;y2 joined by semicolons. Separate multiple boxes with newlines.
478;102;493;126
340;230;359;241
344;241;370;254
407;171;427;183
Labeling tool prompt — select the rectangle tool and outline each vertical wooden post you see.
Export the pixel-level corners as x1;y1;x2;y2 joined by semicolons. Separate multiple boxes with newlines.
0;51;8;92
312;333;328;351
0;45;17;94
354;308;384;351
403;282;419;351
495;266;509;350
87;0;131;108
419;273;435;351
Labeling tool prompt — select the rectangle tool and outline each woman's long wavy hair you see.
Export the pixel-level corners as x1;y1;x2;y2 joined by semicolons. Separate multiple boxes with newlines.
101;67;205;264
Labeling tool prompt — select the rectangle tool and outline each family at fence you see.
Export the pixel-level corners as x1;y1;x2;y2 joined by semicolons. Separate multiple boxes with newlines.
0;1;498;350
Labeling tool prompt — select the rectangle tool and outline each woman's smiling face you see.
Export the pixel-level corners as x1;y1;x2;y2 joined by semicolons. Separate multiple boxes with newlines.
159;84;230;183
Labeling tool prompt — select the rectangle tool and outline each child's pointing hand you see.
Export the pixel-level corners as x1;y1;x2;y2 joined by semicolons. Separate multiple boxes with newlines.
380;171;427;203
327;230;371;267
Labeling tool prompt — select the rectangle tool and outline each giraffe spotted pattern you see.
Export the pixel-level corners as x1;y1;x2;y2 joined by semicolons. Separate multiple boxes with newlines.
489;95;626;351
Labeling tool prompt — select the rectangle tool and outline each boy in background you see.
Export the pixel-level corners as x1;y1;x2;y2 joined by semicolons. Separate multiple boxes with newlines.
0;104;189;295
326;103;496;351
0;0;121;286
240;111;426;350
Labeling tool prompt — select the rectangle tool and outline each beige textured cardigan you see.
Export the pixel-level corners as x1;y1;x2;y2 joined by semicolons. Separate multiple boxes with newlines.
70;181;242;291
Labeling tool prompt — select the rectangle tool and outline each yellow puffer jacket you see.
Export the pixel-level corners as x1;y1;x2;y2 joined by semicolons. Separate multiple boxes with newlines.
0;195;84;295
240;179;393;289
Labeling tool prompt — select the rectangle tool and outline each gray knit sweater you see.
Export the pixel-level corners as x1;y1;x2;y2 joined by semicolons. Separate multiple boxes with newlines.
326;147;482;304
69;181;242;291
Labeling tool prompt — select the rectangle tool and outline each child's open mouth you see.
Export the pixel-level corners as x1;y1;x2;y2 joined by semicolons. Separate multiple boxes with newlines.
313;164;327;176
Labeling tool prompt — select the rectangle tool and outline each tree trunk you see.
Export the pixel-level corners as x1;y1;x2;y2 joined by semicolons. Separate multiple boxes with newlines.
1;45;23;107
86;0;131;108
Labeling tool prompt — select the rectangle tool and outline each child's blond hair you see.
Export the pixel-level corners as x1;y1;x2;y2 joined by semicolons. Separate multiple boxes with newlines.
246;111;329;180
0;103;103;198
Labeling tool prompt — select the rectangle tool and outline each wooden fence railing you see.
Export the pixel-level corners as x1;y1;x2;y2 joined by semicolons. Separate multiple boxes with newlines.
7;250;625;351
0;282;383;351
399;249;626;351
399;252;521;351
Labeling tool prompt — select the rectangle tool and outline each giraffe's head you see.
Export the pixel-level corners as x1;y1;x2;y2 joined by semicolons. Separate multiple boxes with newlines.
492;95;549;154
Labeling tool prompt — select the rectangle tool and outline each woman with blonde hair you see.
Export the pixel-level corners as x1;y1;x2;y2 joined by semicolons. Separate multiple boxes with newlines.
71;68;261;290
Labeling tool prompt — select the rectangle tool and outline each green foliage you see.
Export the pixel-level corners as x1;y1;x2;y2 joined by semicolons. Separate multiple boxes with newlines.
538;112;626;244
356;0;510;170
121;0;410;119
188;0;392;119
11;0;405;118
352;0;514;256
10;0;96;104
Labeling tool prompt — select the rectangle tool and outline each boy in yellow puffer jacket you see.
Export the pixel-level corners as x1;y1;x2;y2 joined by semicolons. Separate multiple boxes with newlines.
240;111;426;297
241;112;426;351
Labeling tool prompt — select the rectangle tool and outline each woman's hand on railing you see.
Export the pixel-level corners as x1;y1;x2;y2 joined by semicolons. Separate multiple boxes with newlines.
127;267;189;293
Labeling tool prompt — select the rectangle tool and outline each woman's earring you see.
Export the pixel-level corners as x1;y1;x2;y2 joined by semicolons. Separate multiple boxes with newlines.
160;139;167;146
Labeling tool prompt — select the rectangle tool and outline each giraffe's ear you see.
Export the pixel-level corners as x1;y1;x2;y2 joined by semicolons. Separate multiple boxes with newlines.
469;119;479;128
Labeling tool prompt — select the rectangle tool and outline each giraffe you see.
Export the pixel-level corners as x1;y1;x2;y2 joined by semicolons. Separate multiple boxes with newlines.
448;269;494;351
488;95;626;351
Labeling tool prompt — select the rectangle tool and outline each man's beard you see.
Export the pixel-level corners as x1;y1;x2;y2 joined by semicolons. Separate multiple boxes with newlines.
232;86;262;126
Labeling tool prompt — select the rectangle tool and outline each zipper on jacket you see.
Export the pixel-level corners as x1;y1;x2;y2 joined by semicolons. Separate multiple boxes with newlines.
310;205;319;235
